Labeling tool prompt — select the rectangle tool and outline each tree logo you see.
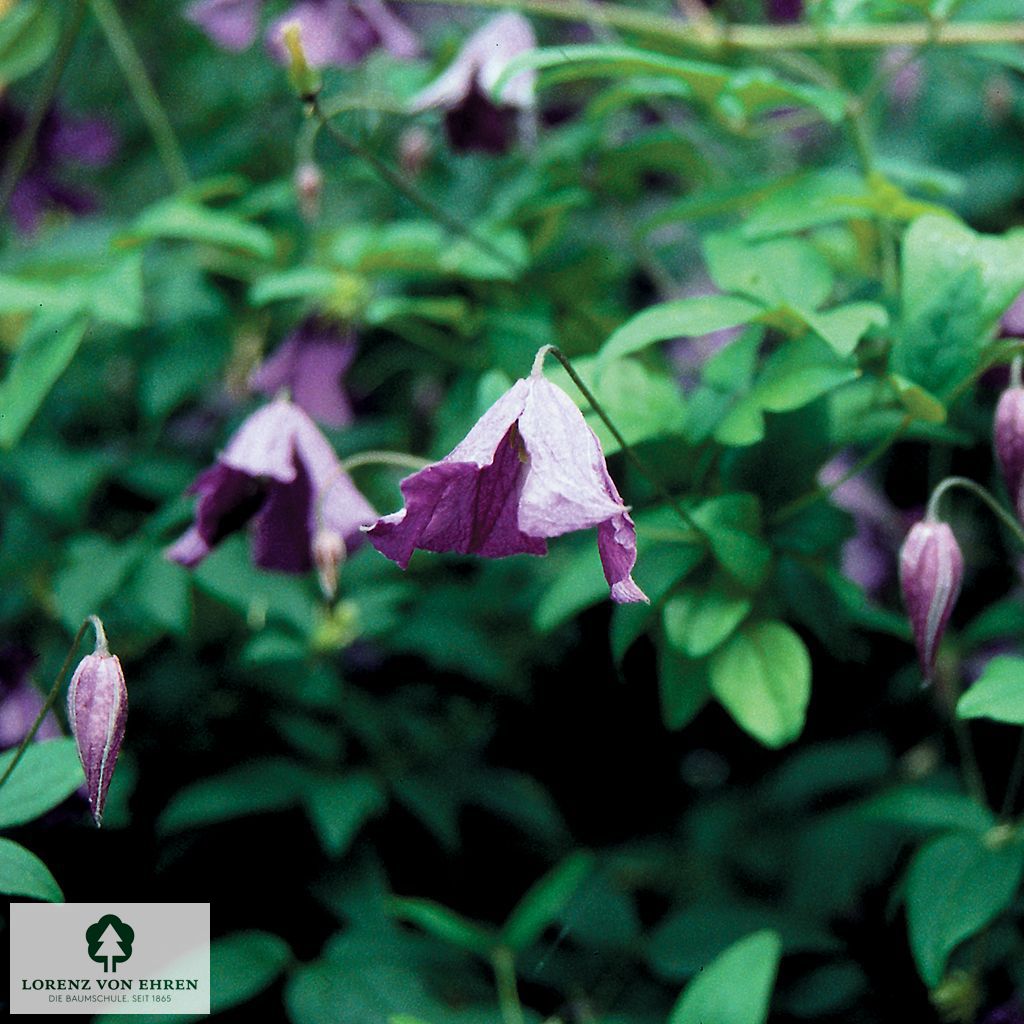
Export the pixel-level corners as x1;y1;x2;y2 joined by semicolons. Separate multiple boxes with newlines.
85;914;135;973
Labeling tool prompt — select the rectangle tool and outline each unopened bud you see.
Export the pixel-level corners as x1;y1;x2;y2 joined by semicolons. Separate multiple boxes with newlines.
295;162;323;221
280;21;321;100
995;386;1024;522
399;126;432;178
313;528;347;600
899;519;963;681
67;641;127;826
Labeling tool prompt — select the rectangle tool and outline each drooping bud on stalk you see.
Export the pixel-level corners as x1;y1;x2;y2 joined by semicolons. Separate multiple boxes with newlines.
312;528;346;600
995;384;1024;523
294;162;323;221
67;626;126;826
899;519;963;680
279;21;321;100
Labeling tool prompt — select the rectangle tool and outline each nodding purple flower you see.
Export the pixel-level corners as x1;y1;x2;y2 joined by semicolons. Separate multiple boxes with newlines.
366;360;648;604
186;0;419;66
409;12;536;155
166;398;376;574
1002;291;1024;338
0;100;116;235
0;646;60;749
67;643;126;826
995;386;1024;522
899;519;964;680
249;317;356;428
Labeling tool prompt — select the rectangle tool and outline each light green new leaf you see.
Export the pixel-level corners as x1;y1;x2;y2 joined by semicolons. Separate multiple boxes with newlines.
249;267;337;306
710;621;811;747
0;838;63;902
123;198;276;259
663;584;752;658
801;302;889;357
957;655;1024;724
0;739;85;830
387;897;497;958
211;931;293;1012
906;832;1024;986
668;930;782;1024
502;851;595;952
0;0;58;83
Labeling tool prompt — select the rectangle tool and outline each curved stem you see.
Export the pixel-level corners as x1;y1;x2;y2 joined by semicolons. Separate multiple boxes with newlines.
0;616;106;792
492;947;526;1024
927;476;1024;547
90;0;191;191
0;0;89;220
339;451;432;474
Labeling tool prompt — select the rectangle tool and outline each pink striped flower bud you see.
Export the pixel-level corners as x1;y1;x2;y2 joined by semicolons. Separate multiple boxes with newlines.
67;645;127;826
995;386;1024;522
899;519;963;680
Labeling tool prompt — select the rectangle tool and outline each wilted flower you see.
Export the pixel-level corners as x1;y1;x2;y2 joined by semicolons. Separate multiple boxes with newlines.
366;358;648;603
67;640;127;826
0;100;116;235
409;12;536;154
250;317;356;428
899;519;964;679
186;0;419;66
995;385;1024;521
167;398;376;573
0;646;60;749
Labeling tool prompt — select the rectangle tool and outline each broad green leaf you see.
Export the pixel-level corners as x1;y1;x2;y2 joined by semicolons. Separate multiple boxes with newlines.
122;198;276;259
957;655;1024;724
668;930;782;1024
0;0;58;83
535;541;613;633
0;315;88;448
906;832;1024;986
285;960;435;1024
249;267;337;306
501;851;595;951
364;296;472;331
742;170;871;238
387;897;497;957
0;738;84;829
801;302;888;357
126;551;192;636
0;838;63;902
211;931;293;1012
52;534;146;634
663;584;752;658
888;374;947;424
710;621;811;747
600;295;763;363
658;647;712;730
690;495;771;587
854;786;995;834
303;772;387;857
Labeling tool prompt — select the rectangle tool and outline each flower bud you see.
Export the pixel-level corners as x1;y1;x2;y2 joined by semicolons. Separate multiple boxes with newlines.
398;126;432;178
899;519;963;680
294;162;323;221
313;528;347;600
995;386;1024;522
279;20;321;100
67;647;127;826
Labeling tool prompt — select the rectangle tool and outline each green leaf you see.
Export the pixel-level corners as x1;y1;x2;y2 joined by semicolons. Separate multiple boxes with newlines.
125;551;192;636
888;374;947;424
0;838;63;902
742;170;872;238
0;0;58;83
0;739;85;830
906;832;1024;986
854;786;995;834
709;621;811;748
122;198;276;259
690;494;771;587
801;302;888;357
52;534;145;634
0;315;88;449
663;583;752;658
957;656;1024;724
600;295;763;363
668;930;782;1024
303;772;387;857
212;931;293;1012
658;647;712;730
501;851;595;951
387;897;497;957
249;267;337;306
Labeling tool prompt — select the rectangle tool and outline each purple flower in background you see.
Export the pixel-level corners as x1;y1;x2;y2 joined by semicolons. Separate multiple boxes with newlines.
1002;291;1024;337
819;454;907;596
0;101;116;235
766;0;802;22
995;385;1024;522
667;277;745;392
410;12;536;154
367;358;648;603
899;519;963;680
67;643;127;826
167;398;376;573
186;0;419;66
983;999;1024;1024
0;646;60;749
250;317;356;428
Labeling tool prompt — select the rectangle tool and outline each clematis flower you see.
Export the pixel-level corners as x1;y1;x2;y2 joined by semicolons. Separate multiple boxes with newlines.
899;518;963;680
995;384;1024;522
186;0;419;66
250;316;356;428
0;100;117;235
0;646;60;749
409;12;536;154
366;358;648;603
166;398;376;573
1002;290;1024;338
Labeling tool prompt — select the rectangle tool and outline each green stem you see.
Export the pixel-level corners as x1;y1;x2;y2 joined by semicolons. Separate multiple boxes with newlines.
310;99;521;275
0;615;105;793
0;0;89;219
1000;733;1024;821
492;947;526;1024
339;451;432;474
535;345;704;535
394;0;1024;49
90;0;191;191
927;476;1024;548
952;715;987;809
